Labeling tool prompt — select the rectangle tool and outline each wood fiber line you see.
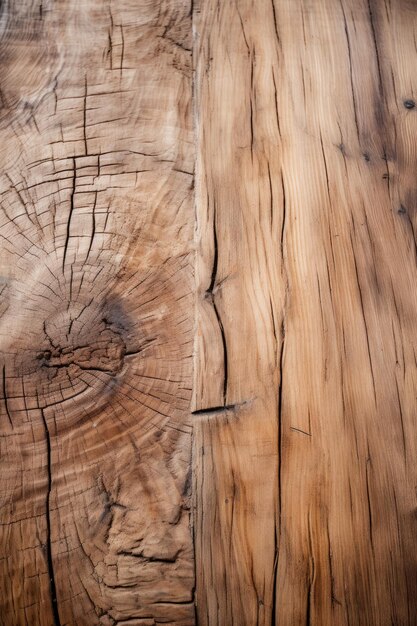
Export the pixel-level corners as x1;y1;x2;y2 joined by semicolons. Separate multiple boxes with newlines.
0;1;195;625
194;0;417;625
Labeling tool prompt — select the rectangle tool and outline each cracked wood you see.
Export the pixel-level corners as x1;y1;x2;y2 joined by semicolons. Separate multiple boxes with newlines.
0;1;194;625
193;0;417;625
2;0;417;625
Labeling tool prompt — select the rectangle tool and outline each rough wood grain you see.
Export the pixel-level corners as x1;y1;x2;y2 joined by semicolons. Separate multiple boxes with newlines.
193;0;285;622
0;1;195;624
194;0;417;625
2;0;417;625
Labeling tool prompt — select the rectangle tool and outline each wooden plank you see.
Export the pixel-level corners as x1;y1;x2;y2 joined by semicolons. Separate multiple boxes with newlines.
0;1;195;624
275;2;417;624
194;0;417;624
193;0;286;623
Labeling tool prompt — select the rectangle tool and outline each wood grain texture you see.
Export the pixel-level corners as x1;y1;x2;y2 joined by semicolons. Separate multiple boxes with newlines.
2;0;417;625
0;1;195;624
194;0;417;625
193;0;285;622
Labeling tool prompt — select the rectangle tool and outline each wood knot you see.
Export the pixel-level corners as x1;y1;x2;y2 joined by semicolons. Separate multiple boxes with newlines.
404;99;415;109
40;301;129;379
38;326;125;375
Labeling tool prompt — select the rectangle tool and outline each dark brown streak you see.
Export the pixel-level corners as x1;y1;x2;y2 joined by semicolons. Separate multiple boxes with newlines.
401;208;417;266
350;234;377;405
270;0;280;46
362;210;381;294
367;0;384;97
337;121;348;175
340;2;361;140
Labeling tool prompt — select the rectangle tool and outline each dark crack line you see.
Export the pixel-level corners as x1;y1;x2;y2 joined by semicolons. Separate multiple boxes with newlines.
274;166;289;620
365;452;375;556
62;158;76;273
340;1;361;141
277;318;285;545
192;403;241;415
83;74;88;156
271;517;278;626
213;300;228;405
2;365;13;429
271;0;280;46
40;408;61;626
306;512;315;626
207;199;218;293
206;201;228;404
367;0;384;96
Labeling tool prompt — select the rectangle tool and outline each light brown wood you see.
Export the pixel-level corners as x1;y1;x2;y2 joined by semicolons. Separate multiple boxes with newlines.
194;0;417;625
0;1;195;624
193;0;285;622
2;0;417;625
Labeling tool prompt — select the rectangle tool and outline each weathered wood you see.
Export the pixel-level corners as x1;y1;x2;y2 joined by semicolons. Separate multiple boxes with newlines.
0;1;195;624
193;0;285;622
2;0;417;625
194;0;417;625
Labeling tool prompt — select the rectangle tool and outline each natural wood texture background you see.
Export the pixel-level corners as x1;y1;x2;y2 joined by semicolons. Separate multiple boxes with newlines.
1;0;417;625
193;0;417;625
0;1;195;624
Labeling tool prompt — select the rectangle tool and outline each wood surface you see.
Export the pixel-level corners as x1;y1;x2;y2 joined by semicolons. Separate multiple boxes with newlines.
0;1;195;624
193;0;417;625
1;0;417;625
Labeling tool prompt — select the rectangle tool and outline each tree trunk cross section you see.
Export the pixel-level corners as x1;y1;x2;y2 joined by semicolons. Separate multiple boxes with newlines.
0;1;194;625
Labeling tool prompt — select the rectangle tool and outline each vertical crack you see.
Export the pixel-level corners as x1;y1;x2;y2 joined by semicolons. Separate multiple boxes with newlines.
367;0;384;97
2;365;13;429
273;165;289;624
83;74;88;156
62;157;76;273
206;201;228;405
40;407;61;626
306;510;315;625
277;317;285;524
365;449;375;557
